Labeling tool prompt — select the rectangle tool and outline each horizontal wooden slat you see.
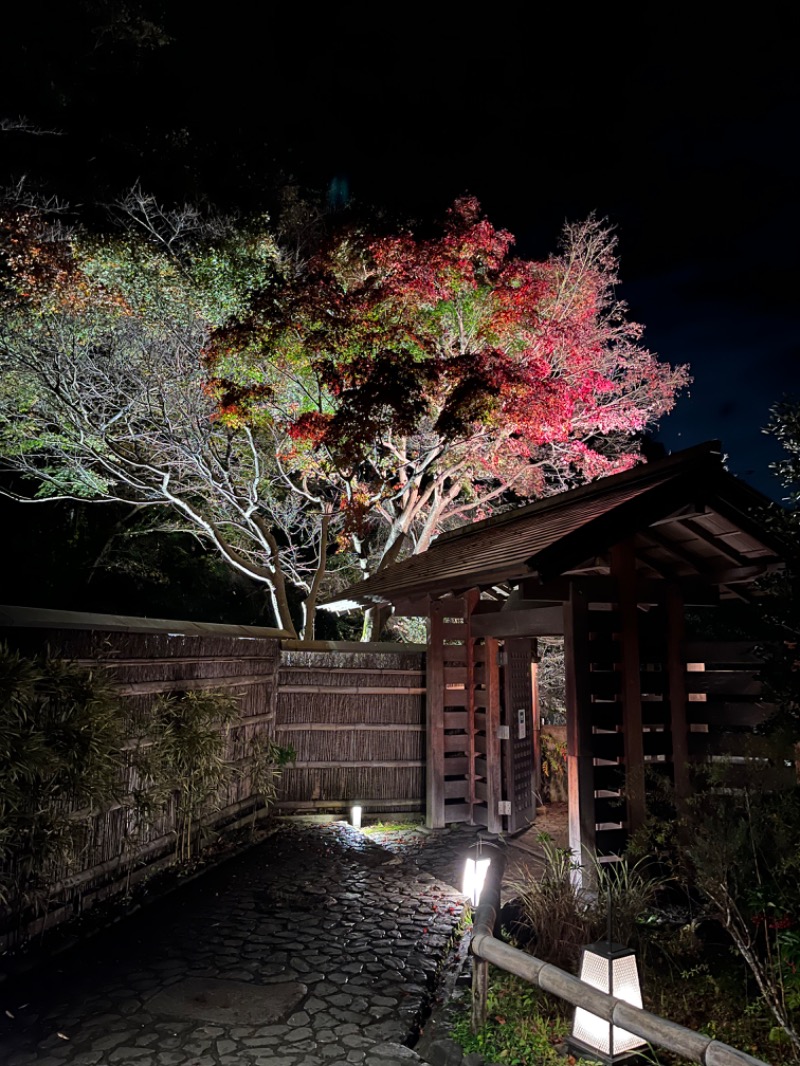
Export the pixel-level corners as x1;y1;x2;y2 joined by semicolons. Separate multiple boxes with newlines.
444;779;469;799
591;733;624;760
442;622;467;640
589;705;622;730
595;826;627;855
280;685;425;695
685;671;762;696
444;666;467;685
475;757;488;778
281;666;424;676
279;722;424;731
685;641;761;662
443;757;469;775
290;760;424;768
116;675;271;695
443;802;472;822
643;731;671;757
85;655;273;668
444;734;470;753
686;701;776;727
588;675;621;699
444;711;468;730
474;780;488;802
595;796;626;823
593;764;625;792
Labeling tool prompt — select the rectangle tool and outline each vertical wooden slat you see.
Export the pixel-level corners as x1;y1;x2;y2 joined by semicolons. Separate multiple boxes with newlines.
667;585;691;812
426;599;446;829
611;541;646;833
484;637;503;834
564;581;597;873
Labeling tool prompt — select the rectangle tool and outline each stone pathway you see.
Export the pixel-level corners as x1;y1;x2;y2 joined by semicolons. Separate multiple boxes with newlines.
0;820;491;1066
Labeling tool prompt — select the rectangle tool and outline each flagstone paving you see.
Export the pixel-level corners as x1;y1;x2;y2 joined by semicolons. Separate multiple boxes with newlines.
0;820;494;1066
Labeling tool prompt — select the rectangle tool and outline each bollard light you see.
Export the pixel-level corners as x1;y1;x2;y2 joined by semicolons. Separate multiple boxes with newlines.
462;854;491;906
350;805;362;829
569;941;646;1063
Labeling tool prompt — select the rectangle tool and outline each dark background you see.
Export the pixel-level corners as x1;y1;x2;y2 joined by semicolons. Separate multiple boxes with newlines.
2;4;798;619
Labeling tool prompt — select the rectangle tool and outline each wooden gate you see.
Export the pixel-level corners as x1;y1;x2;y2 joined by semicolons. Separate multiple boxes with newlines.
426;597;537;833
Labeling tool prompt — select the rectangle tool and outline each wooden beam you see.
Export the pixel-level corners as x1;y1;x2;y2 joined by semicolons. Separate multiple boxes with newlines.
520;574;718;607
643;525;713;575
392;596;432;617
713;564;771;584
648;504;710;527
470;607;565;638
681;517;752;567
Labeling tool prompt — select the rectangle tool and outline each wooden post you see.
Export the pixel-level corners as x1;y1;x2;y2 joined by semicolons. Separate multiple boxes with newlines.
564;581;597;878
531;644;542;807
472;955;489;1031
666;584;691;813
465;588;481;822
611;541;646;834
426;599;445;829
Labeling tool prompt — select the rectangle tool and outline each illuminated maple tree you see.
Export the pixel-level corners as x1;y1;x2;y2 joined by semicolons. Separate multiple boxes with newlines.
0;192;688;639
205;197;689;634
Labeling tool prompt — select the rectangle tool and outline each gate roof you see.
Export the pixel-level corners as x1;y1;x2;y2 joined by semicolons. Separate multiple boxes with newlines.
323;442;793;613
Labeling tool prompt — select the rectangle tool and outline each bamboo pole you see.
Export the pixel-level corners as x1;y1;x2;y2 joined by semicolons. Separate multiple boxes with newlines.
470;866;770;1066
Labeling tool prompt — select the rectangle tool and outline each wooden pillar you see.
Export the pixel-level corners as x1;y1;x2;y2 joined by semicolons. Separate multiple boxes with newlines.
465;588;481;819
564;581;597;874
666;584;691;812
472;955;489;1031
610;541;646;833
531;642;542;805
426;599;445;828
484;636;503;834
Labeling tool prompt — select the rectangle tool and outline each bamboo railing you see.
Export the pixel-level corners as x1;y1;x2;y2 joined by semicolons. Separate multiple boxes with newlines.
470;853;769;1066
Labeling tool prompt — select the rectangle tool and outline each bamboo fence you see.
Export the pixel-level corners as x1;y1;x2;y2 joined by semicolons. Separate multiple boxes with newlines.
275;644;427;815
0;621;282;950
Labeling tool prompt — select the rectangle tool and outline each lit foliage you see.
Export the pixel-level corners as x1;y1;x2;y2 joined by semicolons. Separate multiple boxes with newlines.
0;191;688;639
205;198;688;623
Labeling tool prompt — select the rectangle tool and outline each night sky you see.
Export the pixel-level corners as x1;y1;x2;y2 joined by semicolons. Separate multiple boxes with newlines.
2;6;799;501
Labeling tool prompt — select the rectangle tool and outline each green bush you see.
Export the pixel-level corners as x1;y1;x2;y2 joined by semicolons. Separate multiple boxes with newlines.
0;642;125;910
509;835;666;971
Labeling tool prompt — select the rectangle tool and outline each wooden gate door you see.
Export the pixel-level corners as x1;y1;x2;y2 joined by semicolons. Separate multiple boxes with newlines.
426;595;502;832
501;637;537;833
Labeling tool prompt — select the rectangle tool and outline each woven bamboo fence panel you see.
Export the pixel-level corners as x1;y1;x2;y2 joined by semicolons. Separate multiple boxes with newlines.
0;625;281;948
276;646;427;813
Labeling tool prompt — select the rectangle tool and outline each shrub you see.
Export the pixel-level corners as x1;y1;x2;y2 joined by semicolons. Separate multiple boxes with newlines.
0;643;125;911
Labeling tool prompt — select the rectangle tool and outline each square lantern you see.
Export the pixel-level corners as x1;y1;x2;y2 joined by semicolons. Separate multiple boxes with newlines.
462;855;491;906
569;941;646;1063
